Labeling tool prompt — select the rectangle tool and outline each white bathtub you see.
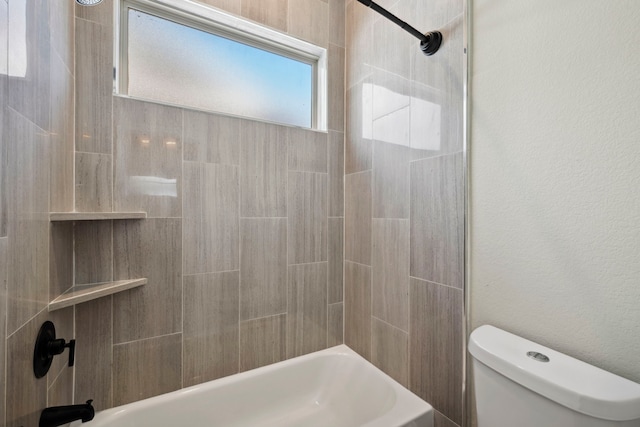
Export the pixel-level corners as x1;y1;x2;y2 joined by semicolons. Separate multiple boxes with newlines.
76;345;433;427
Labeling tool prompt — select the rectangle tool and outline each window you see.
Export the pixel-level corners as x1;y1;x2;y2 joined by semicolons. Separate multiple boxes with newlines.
116;0;327;129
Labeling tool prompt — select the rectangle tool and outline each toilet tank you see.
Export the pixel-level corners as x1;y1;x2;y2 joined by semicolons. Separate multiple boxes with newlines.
469;325;640;427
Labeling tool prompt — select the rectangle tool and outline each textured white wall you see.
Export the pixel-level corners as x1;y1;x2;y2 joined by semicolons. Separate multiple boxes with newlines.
470;0;640;382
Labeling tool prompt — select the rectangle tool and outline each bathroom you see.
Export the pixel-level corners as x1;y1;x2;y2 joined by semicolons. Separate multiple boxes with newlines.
1;0;639;426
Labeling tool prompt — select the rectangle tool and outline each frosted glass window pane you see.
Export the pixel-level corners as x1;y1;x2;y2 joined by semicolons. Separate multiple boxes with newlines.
127;9;313;128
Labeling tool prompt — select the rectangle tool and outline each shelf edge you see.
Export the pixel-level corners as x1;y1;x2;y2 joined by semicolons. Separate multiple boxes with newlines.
50;212;147;221
48;278;147;311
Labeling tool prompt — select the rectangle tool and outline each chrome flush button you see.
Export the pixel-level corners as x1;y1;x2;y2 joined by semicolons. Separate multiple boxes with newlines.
527;351;550;362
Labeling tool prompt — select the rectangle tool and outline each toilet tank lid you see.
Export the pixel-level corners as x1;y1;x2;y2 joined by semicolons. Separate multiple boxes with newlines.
469;325;640;421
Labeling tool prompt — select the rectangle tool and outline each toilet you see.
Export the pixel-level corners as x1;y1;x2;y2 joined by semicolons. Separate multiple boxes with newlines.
469;325;640;426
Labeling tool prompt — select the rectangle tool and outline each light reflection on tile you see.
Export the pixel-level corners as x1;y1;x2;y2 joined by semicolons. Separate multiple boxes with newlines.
113;97;183;218
373;106;410;148
372;69;411;121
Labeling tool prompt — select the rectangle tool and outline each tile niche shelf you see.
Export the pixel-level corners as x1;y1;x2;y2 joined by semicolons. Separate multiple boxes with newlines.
50;211;147;221
49;211;148;309
49;279;147;311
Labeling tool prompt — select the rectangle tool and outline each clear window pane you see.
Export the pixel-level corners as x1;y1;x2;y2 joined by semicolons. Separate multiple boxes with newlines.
127;9;313;128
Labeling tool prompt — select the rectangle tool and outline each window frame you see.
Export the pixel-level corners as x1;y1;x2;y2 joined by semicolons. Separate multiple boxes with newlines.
114;0;327;130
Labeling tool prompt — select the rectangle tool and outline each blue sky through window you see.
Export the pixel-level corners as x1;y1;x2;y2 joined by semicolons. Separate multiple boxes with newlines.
128;9;313;128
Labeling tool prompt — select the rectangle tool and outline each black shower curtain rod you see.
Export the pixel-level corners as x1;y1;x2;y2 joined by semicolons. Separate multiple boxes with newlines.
356;0;442;56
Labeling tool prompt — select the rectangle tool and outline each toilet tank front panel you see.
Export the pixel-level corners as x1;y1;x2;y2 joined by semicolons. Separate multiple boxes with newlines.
473;360;639;427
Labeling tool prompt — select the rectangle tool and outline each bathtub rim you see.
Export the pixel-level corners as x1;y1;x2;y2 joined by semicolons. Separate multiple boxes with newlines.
75;344;433;427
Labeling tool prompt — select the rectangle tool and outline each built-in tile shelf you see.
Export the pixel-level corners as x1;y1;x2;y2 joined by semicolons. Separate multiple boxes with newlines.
48;279;148;311
50;212;147;221
48;212;147;310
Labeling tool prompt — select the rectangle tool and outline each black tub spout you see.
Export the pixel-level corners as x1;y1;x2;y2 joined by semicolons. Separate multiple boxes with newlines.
40;400;95;427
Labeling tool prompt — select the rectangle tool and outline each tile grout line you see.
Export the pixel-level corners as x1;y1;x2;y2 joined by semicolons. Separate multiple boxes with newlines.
237;131;242;374
109;294;114;407
341;4;347;350
2;238;7;423
407;53;414;395
180;108;185;389
344;259;372;269
326;132;330;349
285;136;290;361
369;89;374;361
371;315;409;336
240;312;288;324
410;275;464;292
112;331;182;348
5;306;48;341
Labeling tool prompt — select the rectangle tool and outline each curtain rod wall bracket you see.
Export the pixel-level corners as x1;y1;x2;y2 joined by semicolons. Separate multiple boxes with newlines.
356;0;443;56
420;31;443;56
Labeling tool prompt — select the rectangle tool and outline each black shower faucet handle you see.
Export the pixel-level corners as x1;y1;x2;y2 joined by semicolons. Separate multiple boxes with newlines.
47;338;76;367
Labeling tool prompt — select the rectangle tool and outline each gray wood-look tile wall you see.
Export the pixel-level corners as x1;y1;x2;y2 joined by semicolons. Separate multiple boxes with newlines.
287;262;328;357
2;0;467;424
2;0;77;425
8;0;346;418
75;152;112;212
0;237;8;425
183;271;239;386
345;0;465;425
